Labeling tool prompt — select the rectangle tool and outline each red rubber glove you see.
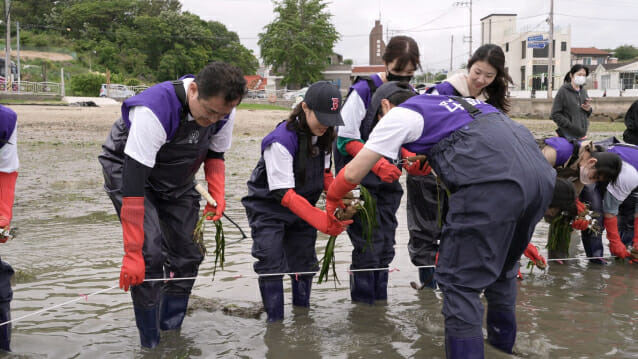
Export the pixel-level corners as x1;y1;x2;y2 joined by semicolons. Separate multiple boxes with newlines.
326;169;358;222
204;158;226;221
523;243;547;268
0;171;17;243
575;198;586;215
344;139;365;157
281;189;352;236
571;218;589;231
633;217;638;249
120;197;145;291
323;170;334;192
345;140;401;183
603;216;629;259
402;146;432;175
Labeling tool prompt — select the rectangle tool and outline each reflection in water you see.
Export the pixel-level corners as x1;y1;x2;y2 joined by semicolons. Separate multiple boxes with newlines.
3;134;638;357
264;307;321;359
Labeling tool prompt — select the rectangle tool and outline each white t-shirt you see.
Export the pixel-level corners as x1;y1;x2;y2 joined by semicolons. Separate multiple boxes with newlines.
364;107;423;160
607;161;638;202
338;90;366;140
264;137;331;191
0;128;19;172
123;78;235;167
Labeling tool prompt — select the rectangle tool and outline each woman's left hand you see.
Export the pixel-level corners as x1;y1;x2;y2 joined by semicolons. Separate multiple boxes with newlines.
581;98;592;112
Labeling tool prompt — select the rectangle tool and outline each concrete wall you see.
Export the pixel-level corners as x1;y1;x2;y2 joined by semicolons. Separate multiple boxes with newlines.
510;96;638;120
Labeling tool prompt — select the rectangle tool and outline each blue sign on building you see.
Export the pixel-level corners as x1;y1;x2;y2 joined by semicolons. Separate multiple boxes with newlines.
527;35;544;42
528;41;548;49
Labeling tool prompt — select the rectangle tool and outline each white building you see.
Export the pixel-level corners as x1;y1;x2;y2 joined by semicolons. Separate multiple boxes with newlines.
590;60;638;93
480;14;571;91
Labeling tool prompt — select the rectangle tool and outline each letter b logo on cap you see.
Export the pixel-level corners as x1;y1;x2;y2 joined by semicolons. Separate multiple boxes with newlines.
331;98;339;111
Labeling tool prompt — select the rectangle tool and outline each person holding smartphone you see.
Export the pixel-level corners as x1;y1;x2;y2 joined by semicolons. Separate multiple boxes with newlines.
551;64;592;140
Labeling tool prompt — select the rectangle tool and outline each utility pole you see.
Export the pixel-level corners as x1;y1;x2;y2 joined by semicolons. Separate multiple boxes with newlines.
16;20;19;86
450;35;454;73
547;0;554;99
4;0;9;92
454;0;473;59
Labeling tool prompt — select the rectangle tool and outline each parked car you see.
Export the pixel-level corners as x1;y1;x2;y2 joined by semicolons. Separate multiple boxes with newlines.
99;84;135;98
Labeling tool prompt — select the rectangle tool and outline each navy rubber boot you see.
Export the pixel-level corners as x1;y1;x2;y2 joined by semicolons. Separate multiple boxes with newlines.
419;267;437;289
0;303;10;352
159;293;189;330
133;305;161;348
486;309;517;354
445;334;484;359
290;275;312;308
350;271;375;305
374;270;389;301
259;278;284;322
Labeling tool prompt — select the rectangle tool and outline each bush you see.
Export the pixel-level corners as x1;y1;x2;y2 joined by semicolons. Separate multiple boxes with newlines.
70;73;106;96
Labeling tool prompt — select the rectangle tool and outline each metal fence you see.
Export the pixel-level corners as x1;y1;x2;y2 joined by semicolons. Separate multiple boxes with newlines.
2;81;63;96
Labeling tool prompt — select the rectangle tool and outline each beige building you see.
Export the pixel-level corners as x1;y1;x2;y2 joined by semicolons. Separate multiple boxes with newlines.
480;14;571;91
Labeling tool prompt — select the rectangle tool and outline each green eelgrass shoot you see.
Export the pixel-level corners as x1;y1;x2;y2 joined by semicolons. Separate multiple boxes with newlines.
547;214;572;255
317;185;378;285
193;212;225;279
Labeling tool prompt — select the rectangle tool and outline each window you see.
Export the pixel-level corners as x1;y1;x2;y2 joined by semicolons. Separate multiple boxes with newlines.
533;46;549;58
583;57;592;65
505;42;509;52
520;66;525;90
521;41;526;59
561;41;567;51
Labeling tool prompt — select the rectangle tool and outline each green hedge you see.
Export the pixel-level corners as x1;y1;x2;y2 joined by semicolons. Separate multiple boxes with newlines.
70;73;106;96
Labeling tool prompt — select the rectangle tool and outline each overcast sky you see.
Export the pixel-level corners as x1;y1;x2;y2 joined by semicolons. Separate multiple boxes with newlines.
181;0;638;72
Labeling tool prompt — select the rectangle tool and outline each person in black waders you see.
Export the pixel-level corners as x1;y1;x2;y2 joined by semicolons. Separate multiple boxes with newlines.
98;62;246;348
325;94;578;358
0;105;19;352
241;81;352;322
335;35;424;304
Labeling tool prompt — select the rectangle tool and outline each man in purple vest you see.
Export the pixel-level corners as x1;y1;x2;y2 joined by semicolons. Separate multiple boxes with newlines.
99;62;246;348
325;95;576;358
0;105;18;352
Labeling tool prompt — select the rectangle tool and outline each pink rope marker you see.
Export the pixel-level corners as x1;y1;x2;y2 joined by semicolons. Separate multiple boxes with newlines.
233;274;243;279
389;268;400;273
164;272;175;283
295;273;299;281
79;294;88;301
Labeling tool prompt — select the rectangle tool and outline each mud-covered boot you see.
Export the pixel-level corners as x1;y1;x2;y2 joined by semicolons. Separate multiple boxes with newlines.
133;304;161;348
486;309;516;354
159;293;189;330
290;275;312;308
259;277;284;322
350;271;375;305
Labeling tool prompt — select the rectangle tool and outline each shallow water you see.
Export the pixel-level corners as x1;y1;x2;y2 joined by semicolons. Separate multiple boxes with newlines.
3;126;638;358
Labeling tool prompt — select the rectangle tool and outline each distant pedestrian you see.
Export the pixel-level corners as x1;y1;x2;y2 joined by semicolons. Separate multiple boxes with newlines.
551;64;592;140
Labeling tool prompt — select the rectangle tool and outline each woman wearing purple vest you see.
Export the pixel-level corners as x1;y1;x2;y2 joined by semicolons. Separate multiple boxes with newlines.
242;81;351;322
335;35;426;304
0;105;19;352
600;144;638;259
99;62;246;348
325;94;576;358
542;137;621;263
410;44;517;288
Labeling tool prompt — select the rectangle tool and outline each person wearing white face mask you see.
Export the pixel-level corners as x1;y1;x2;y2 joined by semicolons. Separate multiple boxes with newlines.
551;64;592;140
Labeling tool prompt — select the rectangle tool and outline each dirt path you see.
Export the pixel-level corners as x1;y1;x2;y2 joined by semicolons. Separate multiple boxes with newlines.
10;50;74;62
11;104;289;143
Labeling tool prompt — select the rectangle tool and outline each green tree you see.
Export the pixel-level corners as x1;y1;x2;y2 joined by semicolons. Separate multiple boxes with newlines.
614;45;638;61
259;0;339;88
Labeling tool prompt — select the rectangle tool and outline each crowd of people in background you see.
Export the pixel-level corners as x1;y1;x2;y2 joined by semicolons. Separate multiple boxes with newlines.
3;36;638;358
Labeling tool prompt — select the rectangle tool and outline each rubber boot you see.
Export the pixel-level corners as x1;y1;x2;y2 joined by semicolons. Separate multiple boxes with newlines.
133;304;161;348
486;309;517;354
445;333;484;359
290;275;312;308
159;293;189;330
259;277;284;322
374;269;389;301
0;303;10;352
419;267;437;289
350;271;375;305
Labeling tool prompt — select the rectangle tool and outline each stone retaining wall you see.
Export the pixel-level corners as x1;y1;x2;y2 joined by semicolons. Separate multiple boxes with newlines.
510;97;638;121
